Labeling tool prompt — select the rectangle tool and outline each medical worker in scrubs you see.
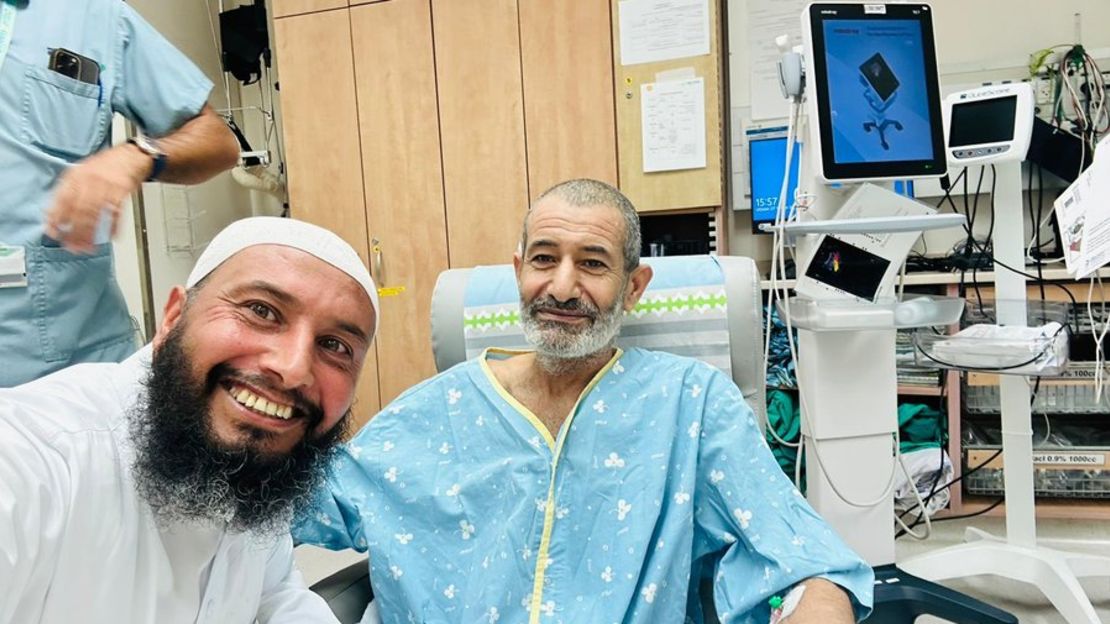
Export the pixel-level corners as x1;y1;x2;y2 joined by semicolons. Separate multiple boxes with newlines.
0;0;238;387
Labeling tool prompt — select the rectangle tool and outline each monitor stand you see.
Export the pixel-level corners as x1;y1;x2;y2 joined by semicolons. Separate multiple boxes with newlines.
896;161;1110;624
794;321;1019;624
786;151;1020;624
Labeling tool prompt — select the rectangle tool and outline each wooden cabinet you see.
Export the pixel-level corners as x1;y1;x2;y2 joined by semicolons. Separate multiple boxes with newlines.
350;0;448;403
275;0;674;413
432;0;530;268
519;1;619;192
273;9;382;424
272;0;345;20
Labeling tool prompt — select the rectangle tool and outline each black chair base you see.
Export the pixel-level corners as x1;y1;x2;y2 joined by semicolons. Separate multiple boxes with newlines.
310;558;373;624
868;563;1018;624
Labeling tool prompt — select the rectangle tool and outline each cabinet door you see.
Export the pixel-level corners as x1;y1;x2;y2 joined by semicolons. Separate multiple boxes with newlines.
272;0;346;19
351;0;448;405
432;0;530;268
519;1;618;193
274;10;382;424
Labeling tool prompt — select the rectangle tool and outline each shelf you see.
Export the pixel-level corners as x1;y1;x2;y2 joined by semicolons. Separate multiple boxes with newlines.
760;266;1110;291
771;384;945;397
898;385;945;396
942;495;1110;521
760;270;1109;523
777;296;964;331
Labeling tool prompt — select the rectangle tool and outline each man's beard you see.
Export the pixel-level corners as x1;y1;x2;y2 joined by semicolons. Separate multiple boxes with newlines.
519;289;625;368
129;322;348;535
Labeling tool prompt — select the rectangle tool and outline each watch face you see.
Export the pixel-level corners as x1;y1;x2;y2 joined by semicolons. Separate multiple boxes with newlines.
132;135;164;156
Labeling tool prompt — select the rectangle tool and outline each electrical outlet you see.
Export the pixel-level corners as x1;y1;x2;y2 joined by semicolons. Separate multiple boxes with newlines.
1032;76;1054;107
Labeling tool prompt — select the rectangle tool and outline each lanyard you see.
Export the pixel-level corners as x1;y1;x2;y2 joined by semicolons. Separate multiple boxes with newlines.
0;1;14;73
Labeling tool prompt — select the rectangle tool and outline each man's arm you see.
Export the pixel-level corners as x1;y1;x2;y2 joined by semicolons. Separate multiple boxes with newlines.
44;104;238;252
0;406;68;624
776;578;854;623
256;535;340;624
292;445;370;553
691;369;873;622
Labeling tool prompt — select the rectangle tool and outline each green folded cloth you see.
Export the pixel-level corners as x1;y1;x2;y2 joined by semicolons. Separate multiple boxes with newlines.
764;390;948;492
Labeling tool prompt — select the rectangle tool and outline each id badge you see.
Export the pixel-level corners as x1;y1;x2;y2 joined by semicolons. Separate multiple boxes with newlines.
0;244;28;288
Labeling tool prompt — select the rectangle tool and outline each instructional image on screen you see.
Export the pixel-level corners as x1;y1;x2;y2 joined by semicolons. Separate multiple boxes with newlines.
804;236;891;301
823;19;934;164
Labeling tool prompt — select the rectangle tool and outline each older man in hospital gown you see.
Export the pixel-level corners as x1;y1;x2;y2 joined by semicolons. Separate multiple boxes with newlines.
0;217;379;624
295;179;873;623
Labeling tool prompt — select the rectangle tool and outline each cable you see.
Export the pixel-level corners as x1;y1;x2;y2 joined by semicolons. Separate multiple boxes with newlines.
803;420;901;508
968;166;996;319
936;177;1082;318
896;377;1048;539
895;448;1003;538
893;387;949;541
928;497;1005;524
761;98;803;452
759;99;903;505
1088;276;1110;402
912;322;1069;372
893;452;933;540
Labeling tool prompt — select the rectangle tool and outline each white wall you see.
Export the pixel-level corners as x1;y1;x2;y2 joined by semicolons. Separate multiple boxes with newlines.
112;0;259;339
233;0;287;221
725;0;1110;264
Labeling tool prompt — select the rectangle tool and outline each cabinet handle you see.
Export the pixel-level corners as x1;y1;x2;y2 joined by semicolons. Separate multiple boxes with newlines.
371;237;383;283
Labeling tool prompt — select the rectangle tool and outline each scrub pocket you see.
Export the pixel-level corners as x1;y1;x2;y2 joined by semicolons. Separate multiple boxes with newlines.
27;243;134;364
21;63;109;159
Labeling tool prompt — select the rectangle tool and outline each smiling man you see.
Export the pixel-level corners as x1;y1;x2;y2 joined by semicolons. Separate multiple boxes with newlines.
0;217;378;624
295;179;873;623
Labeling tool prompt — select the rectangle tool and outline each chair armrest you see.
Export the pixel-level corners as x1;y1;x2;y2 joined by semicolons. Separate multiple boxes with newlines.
309;558;374;624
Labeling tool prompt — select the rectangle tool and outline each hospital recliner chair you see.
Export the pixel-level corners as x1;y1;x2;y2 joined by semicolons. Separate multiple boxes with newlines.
309;255;766;623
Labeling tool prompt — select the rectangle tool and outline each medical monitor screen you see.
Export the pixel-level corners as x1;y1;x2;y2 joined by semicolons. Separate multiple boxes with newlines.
949;96;1018;147
748;130;800;233
809;4;946;180
804;236;891;302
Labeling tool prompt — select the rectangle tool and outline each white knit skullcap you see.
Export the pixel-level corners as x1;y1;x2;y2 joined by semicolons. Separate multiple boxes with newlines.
186;216;379;333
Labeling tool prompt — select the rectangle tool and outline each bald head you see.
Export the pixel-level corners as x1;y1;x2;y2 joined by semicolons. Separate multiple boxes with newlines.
522;179;641;274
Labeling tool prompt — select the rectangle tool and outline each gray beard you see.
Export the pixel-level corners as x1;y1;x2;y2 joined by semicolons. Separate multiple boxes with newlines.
519;293;626;372
129;322;347;535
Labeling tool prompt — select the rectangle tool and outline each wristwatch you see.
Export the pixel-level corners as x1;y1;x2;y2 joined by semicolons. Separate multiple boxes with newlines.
127;134;168;181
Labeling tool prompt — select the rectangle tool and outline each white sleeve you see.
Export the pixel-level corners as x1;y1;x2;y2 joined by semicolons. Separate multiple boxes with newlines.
0;404;69;624
255;535;339;624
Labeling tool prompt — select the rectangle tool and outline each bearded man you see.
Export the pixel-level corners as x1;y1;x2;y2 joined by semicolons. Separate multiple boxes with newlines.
0;217;379;624
295;179;873;623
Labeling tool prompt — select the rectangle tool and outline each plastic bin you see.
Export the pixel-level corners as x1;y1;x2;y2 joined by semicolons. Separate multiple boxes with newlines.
963;445;1110;499
914;299;1071;376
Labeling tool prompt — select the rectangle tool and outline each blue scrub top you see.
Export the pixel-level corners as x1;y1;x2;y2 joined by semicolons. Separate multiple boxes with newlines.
0;0;213;386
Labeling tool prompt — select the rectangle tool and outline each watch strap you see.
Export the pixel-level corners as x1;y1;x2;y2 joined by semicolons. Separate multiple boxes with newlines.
127;136;168;182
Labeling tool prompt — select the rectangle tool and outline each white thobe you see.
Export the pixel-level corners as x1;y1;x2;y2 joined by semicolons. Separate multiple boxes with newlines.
0;347;339;624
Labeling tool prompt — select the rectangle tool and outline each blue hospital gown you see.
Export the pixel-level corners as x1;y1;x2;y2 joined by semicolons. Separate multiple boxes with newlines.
295;348;873;623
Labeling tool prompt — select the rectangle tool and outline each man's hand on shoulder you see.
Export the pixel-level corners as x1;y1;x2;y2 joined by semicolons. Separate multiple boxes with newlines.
44;144;152;253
